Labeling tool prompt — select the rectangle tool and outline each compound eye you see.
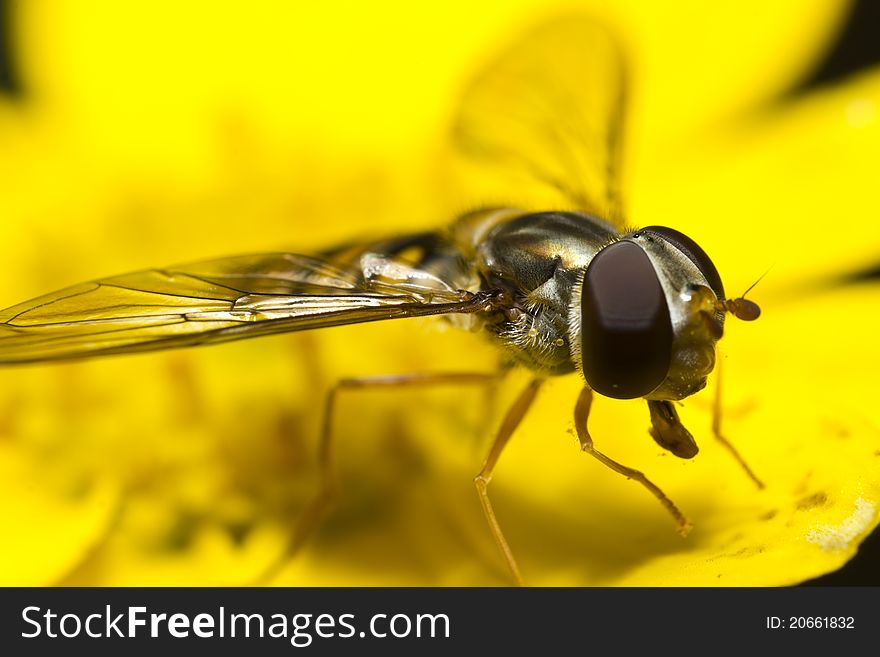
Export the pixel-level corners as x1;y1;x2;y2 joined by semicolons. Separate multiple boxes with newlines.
580;241;673;399
640;226;725;301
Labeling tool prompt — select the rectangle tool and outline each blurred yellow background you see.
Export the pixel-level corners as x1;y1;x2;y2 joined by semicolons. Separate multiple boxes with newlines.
1;0;879;586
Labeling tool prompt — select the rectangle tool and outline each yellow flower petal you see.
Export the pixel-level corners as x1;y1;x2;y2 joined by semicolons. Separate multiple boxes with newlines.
11;1;849;174
0;448;118;585
620;0;852;152
634;67;880;291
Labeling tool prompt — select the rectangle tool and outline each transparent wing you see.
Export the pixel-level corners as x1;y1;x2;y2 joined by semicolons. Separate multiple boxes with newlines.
0;249;495;364
452;14;628;226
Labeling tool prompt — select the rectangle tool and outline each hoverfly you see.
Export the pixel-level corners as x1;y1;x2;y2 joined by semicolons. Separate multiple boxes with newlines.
0;16;761;584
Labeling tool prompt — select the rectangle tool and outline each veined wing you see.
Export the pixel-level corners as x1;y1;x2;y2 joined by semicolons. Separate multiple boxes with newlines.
453;14;629;226
0;249;497;364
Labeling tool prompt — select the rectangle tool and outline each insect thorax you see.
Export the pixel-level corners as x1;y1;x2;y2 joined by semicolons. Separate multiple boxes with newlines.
455;209;618;375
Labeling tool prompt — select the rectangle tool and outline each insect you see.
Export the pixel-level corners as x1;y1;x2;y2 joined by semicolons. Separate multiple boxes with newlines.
0;16;761;584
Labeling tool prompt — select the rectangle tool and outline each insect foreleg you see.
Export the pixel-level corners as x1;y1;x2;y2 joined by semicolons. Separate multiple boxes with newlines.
574;387;693;536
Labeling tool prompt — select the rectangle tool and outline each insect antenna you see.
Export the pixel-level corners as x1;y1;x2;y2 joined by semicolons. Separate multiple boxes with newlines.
720;267;771;321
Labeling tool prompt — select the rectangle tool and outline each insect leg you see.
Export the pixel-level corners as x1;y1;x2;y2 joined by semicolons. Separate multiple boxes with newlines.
712;357;765;489
474;377;543;586
265;371;504;582
574;387;693;536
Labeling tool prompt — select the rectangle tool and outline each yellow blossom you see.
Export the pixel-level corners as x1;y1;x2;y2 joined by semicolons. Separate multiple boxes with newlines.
0;0;878;586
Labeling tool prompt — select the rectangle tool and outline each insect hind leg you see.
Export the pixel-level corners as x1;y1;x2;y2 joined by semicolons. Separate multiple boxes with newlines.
474;377;543;586
256;370;504;584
